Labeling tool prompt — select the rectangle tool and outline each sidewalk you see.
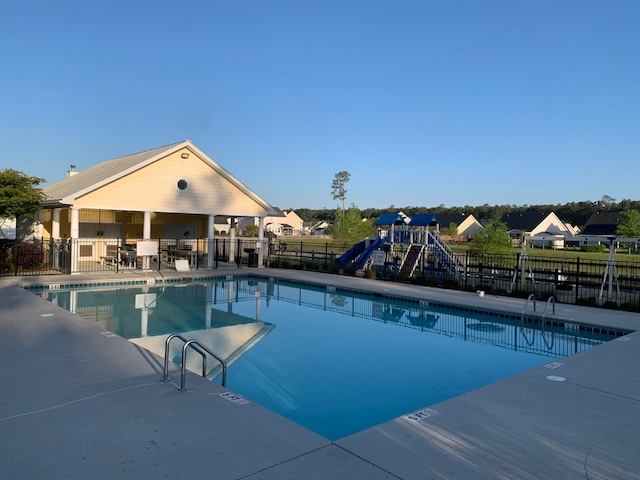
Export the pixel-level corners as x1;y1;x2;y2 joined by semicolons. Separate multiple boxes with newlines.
1;268;639;479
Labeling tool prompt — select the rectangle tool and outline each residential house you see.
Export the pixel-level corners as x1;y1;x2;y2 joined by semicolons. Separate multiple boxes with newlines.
37;140;280;272
579;211;622;245
435;213;483;241
239;210;304;236
500;211;575;248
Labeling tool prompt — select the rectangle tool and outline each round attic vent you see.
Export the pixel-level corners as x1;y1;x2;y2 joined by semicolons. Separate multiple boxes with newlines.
177;179;189;191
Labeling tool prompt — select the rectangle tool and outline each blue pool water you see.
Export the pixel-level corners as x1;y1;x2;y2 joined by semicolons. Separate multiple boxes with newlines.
31;277;616;440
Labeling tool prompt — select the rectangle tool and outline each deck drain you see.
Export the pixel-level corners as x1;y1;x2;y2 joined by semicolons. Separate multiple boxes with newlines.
546;375;566;382
616;336;632;342
405;408;438;422
100;331;117;338
544;361;564;369
219;392;250;405
40;313;54;317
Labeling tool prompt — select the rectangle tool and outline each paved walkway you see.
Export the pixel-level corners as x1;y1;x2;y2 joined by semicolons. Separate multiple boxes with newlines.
1;267;639;479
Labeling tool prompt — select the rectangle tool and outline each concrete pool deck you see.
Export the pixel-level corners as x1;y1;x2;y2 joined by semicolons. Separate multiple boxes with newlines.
1;267;639;479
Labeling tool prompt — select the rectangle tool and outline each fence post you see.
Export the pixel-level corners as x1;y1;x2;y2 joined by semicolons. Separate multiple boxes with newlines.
13;241;18;276
464;251;469;289
300;241;304;268
575;257;580;304
324;242;328;270
514;252;520;293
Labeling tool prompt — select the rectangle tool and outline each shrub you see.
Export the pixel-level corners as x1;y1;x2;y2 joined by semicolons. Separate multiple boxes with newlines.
580;244;607;253
15;243;44;269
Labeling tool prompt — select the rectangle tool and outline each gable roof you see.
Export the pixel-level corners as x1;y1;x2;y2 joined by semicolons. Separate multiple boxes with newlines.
42;140;279;216
580;211;621;236
500;212;549;232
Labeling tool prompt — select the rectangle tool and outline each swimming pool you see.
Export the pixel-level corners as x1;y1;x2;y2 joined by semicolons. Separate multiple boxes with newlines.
31;276;617;440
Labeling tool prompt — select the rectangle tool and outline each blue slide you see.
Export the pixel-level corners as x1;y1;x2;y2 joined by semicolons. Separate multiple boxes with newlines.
354;236;384;270
338;239;369;268
338;236;384;270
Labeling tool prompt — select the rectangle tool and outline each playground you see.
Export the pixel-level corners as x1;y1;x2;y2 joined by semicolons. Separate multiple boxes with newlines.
331;213;640;311
336;212;465;281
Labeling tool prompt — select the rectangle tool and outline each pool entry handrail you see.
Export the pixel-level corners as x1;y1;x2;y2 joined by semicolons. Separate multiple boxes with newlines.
179;339;227;390
521;293;536;320
163;334;206;381
542;296;556;320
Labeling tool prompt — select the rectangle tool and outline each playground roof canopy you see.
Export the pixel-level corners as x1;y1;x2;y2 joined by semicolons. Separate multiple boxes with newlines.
409;214;441;227
375;212;410;226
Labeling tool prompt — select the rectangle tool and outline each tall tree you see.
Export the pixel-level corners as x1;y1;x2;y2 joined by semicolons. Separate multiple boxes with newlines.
331;171;350;216
470;222;511;255
331;205;375;245
0;169;46;236
616;210;640;237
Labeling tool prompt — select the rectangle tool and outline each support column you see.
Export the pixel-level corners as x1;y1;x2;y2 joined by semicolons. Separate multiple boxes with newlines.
70;207;79;274
52;208;61;239
257;217;265;267
143;211;151;239
52;208;61;269
143;211;151;270
229;218;236;263
207;215;215;268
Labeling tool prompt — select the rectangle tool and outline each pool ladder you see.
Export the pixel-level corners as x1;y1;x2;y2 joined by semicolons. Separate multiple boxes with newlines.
520;295;556;349
163;333;228;390
521;294;555;322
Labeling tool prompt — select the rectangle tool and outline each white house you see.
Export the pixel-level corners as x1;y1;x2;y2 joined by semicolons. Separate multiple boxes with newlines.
500;211;576;248
240;210;305;236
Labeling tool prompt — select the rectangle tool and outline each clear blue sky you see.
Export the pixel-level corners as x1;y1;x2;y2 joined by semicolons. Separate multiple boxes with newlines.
1;1;638;211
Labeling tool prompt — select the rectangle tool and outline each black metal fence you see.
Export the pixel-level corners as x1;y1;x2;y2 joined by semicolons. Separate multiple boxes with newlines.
5;237;640;312
461;252;640;311
0;238;266;276
0;238;71;276
269;242;640;312
267;240;349;272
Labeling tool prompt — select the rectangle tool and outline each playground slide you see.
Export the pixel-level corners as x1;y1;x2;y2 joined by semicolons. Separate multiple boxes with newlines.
337;239;369;268
353;236;384;271
338;236;383;269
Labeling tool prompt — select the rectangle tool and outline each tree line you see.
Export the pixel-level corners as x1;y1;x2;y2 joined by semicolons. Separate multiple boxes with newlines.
292;196;640;231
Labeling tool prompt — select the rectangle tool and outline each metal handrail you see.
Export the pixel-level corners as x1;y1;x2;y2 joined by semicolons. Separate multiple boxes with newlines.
163;333;207;382
180;339;227;390
521;293;536;320
542;296;556;320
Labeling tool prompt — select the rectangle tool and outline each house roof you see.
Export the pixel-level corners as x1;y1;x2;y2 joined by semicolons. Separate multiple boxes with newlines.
500;212;549;232
435;213;475;226
580;211;621;236
42;140;279;216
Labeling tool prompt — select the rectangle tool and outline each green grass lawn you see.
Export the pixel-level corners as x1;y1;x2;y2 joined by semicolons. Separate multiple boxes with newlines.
276;236;640;264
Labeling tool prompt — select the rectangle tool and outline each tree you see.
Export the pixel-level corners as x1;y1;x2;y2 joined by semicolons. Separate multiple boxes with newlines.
331;205;376;245
616;210;640;237
0;169;46;236
331;171;350;216
470;222;511;255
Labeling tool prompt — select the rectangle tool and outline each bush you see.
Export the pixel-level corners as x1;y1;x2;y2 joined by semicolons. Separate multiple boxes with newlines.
15;243;44;269
580;244;608;253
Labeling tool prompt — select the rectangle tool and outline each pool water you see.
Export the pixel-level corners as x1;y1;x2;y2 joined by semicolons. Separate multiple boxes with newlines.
32;277;616;440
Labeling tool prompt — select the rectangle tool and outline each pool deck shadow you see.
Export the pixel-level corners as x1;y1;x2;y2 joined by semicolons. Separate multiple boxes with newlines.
1;267;639;479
